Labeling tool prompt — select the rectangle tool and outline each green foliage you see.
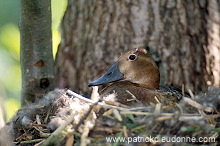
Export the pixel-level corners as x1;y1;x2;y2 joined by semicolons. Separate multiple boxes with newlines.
0;1;19;27
0;0;67;121
0;24;20;121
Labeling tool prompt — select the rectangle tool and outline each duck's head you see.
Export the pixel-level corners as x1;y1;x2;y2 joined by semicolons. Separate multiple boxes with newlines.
88;48;160;89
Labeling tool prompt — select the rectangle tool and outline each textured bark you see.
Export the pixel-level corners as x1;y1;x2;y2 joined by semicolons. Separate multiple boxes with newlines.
56;0;220;95
20;0;55;105
206;0;220;88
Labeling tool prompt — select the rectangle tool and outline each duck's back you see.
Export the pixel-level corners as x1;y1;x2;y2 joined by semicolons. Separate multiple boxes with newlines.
100;82;180;106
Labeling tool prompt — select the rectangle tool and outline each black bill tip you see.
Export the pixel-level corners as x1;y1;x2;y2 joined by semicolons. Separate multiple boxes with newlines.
88;61;123;87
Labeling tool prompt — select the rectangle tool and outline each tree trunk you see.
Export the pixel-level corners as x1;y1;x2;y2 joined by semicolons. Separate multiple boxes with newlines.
20;0;55;105
56;0;220;95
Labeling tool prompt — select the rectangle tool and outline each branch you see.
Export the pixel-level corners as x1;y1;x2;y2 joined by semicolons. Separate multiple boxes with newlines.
20;0;55;106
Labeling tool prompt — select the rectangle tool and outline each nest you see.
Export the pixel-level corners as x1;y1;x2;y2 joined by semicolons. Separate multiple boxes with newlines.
0;87;220;146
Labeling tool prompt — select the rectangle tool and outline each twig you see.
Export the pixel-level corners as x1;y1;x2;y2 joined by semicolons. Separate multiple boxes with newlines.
179;116;204;121
187;89;195;100
44;107;52;124
131;125;147;132
154;103;162;115
175;103;183;114
182;97;213;112
92;127;122;133
113;109;123;121
123;126;128;138
65;135;74;146
179;114;220;121
66;89;128;111
154;96;160;103
13;139;43;144
66;90;97;104
126;90;141;103
182;84;185;97
128;107;151;111
156;115;173;121
120;111;203;116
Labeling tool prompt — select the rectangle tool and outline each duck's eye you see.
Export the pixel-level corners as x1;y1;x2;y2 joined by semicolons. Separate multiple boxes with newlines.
128;54;137;61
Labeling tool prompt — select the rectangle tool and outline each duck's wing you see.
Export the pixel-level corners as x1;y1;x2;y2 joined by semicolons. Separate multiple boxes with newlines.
159;85;190;101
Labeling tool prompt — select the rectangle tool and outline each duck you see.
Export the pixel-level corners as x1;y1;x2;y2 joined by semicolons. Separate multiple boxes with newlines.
88;48;186;106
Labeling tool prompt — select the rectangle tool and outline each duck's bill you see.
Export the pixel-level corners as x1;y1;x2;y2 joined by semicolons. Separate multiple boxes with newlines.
88;61;124;87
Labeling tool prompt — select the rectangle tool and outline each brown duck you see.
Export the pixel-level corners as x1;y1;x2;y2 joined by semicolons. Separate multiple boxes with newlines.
88;48;186;106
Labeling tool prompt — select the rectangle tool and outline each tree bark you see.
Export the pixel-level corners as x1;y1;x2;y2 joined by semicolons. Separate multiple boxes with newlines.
20;0;55;105
56;0;220;95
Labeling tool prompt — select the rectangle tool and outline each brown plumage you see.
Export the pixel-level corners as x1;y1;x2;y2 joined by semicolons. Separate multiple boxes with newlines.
88;48;184;106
